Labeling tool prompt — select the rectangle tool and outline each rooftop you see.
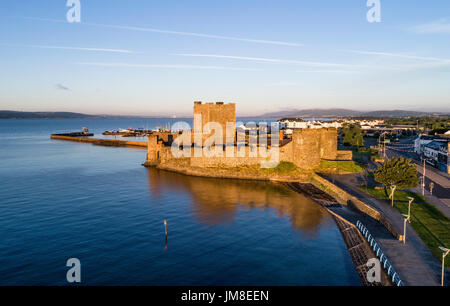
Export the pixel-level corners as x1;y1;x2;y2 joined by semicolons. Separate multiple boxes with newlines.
425;140;448;150
278;117;305;122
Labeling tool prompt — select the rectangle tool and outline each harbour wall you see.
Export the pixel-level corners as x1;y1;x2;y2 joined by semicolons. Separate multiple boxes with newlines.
311;174;401;240
155;161;312;183
50;135;147;149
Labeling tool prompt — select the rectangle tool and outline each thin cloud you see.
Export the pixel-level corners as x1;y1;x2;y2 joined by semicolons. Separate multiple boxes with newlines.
175;53;355;68
76;62;262;71
0;43;136;54
410;19;450;34
23;17;303;47
345;49;450;63
296;70;360;73
343;49;450;71
31;45;136;54
23;17;447;72
56;83;70;90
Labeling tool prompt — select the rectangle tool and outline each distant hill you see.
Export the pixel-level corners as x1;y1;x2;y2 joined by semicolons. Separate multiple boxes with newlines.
360;110;444;117
260;108;448;118
2;109;448;119
260;108;362;118
0;110;188;119
0;111;101;119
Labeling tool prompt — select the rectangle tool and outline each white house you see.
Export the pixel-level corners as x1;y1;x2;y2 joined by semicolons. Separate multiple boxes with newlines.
423;140;448;170
414;134;435;155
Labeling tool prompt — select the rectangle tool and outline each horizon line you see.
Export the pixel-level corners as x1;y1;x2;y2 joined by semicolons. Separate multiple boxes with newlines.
2;108;449;118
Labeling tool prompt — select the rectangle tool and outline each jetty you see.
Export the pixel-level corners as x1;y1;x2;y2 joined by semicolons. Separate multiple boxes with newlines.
50;134;147;149
103;128;152;137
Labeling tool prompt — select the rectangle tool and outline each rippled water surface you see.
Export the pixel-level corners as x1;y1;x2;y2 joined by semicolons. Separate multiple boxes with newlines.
0;119;360;285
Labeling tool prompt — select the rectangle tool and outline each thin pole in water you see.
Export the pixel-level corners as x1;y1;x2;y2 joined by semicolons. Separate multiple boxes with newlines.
164;219;168;250
164;219;167;237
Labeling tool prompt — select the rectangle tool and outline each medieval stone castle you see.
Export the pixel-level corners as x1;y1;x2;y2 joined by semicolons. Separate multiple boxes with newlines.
145;101;348;171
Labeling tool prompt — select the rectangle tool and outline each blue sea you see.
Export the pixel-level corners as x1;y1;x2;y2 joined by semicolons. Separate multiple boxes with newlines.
0;118;360;285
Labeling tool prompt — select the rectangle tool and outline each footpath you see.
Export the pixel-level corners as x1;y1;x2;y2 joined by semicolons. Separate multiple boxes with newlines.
309;173;446;286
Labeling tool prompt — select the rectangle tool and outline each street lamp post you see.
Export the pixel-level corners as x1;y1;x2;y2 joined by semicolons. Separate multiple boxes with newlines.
421;157;433;196
389;185;397;207
422;157;426;195
438;246;449;286
402;214;410;245
379;132;387;160
406;196;414;224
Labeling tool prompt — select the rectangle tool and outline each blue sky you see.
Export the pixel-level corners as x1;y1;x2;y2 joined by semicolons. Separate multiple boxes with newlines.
1;0;450;116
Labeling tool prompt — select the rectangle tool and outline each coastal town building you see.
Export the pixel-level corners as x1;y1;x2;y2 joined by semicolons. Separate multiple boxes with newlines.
414;133;450;173
278;118;343;135
414;134;437;155
277;118;385;135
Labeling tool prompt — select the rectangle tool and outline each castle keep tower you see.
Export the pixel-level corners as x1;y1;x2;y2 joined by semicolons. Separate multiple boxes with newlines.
193;101;236;146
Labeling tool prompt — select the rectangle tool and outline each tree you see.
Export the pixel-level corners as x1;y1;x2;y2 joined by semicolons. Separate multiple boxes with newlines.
374;157;419;206
343;131;354;146
373;131;381;139
355;133;364;147
341;124;364;147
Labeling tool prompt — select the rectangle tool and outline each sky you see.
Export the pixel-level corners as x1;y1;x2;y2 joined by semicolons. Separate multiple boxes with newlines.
1;0;450;116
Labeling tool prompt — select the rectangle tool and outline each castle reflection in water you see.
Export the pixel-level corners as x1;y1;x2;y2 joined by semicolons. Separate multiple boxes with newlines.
146;168;333;237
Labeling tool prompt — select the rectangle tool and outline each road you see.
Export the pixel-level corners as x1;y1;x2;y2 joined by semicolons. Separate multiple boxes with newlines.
382;138;450;216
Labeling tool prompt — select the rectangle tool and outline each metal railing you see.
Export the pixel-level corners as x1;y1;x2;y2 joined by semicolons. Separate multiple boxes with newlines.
356;220;404;286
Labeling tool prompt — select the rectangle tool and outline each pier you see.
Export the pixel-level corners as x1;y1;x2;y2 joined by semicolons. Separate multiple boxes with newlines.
50;135;147;149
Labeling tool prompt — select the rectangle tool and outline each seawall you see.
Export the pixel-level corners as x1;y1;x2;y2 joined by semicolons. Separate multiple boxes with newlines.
311;174;401;240
50;135;147;149
146;159;312;183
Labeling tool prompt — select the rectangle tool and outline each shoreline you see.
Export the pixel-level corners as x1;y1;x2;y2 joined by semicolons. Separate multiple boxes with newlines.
144;161;313;183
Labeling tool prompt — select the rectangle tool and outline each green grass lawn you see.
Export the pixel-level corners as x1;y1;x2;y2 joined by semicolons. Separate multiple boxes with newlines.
352;151;370;164
353;148;381;164
261;161;302;175
317;160;364;173
358;186;450;266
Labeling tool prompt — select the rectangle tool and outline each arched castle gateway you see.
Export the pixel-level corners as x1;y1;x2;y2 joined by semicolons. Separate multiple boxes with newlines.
145;102;350;170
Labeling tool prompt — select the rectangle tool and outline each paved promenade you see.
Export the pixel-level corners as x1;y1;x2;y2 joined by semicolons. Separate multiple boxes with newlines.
411;186;450;219
322;173;448;286
416;163;450;188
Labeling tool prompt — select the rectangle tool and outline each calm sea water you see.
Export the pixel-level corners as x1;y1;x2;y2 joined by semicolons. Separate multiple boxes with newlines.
0;119;360;285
